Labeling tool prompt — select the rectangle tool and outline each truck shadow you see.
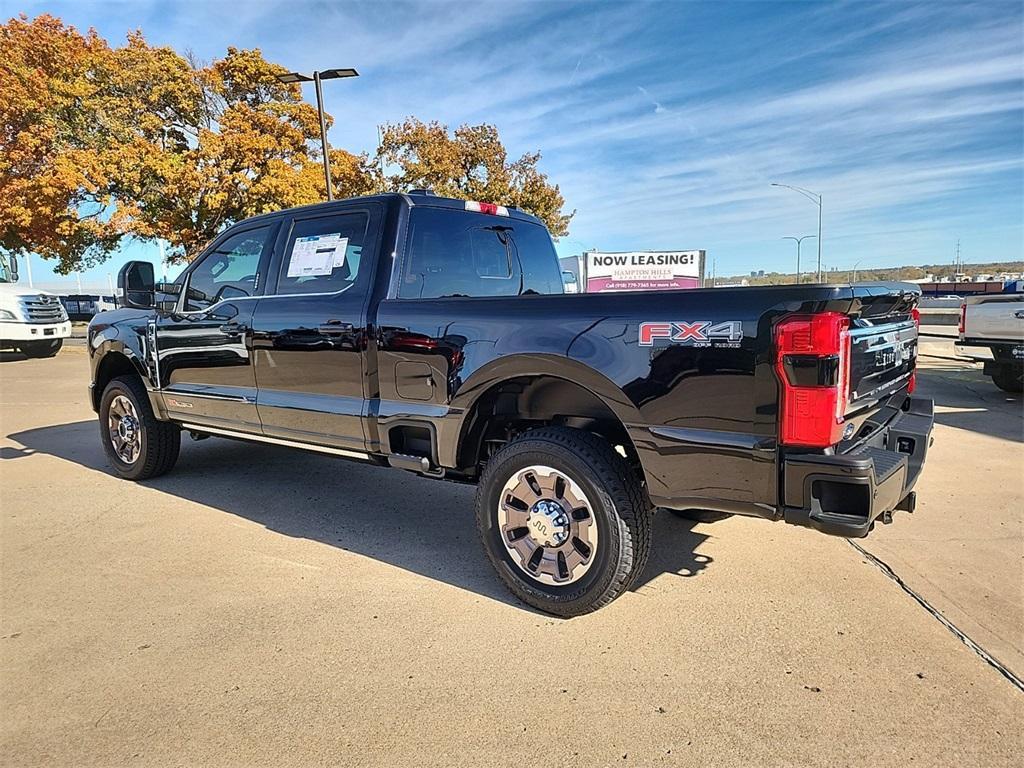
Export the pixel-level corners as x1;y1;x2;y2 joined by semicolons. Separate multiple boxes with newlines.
5;420;713;615
915;365;1022;442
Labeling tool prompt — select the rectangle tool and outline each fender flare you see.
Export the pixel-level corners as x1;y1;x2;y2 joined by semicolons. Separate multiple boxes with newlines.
90;336;153;411
444;353;643;467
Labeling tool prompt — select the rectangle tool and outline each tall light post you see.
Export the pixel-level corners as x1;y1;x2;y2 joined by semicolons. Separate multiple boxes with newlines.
772;182;822;282
851;258;865;283
276;68;360;201
782;235;816;284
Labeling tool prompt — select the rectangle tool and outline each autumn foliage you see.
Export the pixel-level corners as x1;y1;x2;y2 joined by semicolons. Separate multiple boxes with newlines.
0;14;572;272
379;118;573;237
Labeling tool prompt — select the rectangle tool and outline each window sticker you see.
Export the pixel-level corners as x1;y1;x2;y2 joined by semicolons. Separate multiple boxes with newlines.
286;233;349;278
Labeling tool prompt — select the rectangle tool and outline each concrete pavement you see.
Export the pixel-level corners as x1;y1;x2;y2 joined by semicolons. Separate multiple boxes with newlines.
1;345;1021;767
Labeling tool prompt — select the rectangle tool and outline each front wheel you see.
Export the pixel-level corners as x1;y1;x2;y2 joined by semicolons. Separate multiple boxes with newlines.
19;339;62;358
99;375;181;480
476;427;652;617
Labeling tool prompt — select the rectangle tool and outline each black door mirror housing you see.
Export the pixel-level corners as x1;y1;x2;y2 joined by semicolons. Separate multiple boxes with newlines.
118;261;156;309
9;255;19;283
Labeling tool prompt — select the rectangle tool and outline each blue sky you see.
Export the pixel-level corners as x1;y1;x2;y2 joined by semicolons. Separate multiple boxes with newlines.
12;0;1024;290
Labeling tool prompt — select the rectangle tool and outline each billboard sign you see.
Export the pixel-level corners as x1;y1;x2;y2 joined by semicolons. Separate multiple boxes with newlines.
584;250;704;292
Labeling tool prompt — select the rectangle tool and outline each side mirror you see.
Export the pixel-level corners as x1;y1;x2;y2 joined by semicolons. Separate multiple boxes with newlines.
118;261;155;309
9;256;18;282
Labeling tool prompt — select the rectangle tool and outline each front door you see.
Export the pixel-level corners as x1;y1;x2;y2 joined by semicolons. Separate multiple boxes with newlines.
250;204;382;451
156;223;277;431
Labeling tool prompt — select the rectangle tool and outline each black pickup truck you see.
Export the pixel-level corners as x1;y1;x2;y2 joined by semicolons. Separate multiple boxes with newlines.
88;191;933;616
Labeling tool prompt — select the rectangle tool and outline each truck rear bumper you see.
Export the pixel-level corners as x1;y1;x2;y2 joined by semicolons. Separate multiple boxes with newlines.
781;396;934;538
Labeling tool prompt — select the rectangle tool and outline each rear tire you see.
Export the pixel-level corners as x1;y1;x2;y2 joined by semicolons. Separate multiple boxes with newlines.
19;339;62;358
100;375;180;480
991;364;1023;393
665;508;732;523
476;427;652;617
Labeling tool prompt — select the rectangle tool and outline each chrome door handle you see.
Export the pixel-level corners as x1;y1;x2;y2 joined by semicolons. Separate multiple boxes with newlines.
219;322;249;334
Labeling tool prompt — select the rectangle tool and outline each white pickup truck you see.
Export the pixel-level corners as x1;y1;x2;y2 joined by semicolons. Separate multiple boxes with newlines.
956;293;1024;392
0;254;72;358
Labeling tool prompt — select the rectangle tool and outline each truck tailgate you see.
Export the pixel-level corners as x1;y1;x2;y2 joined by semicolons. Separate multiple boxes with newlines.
963;295;1024;342
847;319;917;412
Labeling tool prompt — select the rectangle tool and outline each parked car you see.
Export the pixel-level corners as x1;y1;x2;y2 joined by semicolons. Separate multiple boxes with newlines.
956;294;1024;392
88;191;934;615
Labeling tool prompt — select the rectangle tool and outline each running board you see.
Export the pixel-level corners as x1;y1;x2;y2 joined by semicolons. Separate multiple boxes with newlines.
178;423;371;461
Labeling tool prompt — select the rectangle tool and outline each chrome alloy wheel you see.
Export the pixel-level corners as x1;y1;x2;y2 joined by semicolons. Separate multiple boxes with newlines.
497;465;598;586
107;395;142;465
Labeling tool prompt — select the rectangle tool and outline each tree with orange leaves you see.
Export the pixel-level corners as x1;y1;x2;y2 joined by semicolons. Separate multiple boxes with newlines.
1;15;572;273
378;118;574;237
0;14;377;271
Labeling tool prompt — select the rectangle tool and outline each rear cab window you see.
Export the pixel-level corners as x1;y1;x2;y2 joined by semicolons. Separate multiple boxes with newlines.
400;207;563;299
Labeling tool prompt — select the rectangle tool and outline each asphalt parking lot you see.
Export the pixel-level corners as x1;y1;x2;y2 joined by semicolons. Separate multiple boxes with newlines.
1;334;1021;767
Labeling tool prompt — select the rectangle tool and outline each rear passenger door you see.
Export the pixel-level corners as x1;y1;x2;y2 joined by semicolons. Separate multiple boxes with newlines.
250;204;382;451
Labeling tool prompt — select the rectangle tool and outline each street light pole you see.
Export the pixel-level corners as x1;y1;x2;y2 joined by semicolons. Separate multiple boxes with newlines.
782;235;816;284
772;182;823;282
851;258;865;283
276;67;360;202
313;71;333;201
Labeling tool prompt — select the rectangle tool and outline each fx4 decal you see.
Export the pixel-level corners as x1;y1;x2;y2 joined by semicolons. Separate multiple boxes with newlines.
639;321;743;347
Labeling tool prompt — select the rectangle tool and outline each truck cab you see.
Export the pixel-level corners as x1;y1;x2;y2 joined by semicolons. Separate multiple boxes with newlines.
0;253;72;358
87;191;934;616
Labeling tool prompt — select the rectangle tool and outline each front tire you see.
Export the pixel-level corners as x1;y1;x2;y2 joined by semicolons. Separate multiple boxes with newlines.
99;375;180;480
476;427;652;617
19;339;62;358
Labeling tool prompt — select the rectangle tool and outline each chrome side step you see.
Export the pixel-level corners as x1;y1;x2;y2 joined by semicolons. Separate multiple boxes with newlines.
177;422;371;461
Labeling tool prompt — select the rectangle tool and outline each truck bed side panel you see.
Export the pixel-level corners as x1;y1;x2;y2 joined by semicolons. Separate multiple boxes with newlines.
375;285;894;512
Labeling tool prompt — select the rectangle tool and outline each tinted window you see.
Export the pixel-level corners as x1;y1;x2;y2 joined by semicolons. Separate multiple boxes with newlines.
510;221;565;295
401;208;563;299
277;212;370;295
185;226;270;311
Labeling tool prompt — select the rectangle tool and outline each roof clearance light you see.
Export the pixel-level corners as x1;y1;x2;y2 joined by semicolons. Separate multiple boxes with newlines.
466;200;509;216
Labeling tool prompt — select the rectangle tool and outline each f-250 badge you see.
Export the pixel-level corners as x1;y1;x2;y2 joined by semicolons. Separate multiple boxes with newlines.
639;321;743;348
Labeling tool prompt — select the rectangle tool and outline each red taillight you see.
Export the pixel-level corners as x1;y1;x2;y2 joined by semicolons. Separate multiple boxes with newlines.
958;303;966;336
774;312;851;447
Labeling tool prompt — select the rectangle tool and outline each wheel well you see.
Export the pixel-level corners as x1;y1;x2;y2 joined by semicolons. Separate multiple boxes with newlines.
93;352;141;411
457;375;640;473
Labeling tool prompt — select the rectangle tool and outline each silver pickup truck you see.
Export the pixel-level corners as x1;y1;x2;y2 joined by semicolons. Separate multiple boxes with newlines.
956;293;1024;392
